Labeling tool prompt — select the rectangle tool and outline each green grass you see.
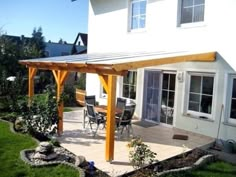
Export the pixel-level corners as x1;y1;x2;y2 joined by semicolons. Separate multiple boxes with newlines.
63;107;73;112
166;161;236;177
0;121;80;177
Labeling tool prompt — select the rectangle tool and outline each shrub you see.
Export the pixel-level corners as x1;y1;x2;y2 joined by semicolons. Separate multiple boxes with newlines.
128;136;157;170
19;85;59;138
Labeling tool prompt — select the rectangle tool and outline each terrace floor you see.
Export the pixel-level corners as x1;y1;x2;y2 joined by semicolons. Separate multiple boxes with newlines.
58;108;214;177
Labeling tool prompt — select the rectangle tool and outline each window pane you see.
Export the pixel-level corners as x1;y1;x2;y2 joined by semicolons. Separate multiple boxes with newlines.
162;91;167;106
201;95;212;114
181;7;193;24
230;99;236;119
131;17;138;29
132;2;140;16
202;77;213;95
193;5;204;22
189;93;200;102
169;74;176;91
140;1;147;14
190;76;201;93
183;0;193;7
189;102;199;112
162;74;169;89
168;91;175;108
140;15;146;28
232;79;236;98
194;0;204;5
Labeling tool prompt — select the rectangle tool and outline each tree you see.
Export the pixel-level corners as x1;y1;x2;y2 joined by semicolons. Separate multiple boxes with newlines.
29;27;46;58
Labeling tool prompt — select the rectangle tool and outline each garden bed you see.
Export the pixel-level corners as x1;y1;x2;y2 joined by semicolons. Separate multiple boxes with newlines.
122;148;216;177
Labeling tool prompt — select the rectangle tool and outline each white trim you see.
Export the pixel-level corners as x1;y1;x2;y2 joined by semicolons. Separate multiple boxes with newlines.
224;73;236;125
128;0;147;32
183;71;217;120
177;0;205;27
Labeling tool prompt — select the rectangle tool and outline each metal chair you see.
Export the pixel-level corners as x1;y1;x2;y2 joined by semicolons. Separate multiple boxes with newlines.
116;104;136;138
85;95;96;106
86;103;106;136
83;95;96;129
116;97;127;118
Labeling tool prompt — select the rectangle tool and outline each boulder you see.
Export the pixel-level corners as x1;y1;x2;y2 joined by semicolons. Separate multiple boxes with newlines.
75;155;86;167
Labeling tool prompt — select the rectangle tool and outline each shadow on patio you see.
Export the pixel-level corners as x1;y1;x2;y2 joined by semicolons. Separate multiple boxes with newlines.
58;108;214;176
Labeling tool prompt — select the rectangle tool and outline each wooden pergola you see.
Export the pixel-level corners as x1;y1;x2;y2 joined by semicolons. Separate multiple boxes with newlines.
19;51;216;162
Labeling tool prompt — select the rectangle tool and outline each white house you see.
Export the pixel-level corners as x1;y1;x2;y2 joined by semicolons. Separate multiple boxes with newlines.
86;0;236;141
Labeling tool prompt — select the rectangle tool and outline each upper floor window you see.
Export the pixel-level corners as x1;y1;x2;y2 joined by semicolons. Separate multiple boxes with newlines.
130;0;147;30
180;0;205;24
122;71;137;99
185;72;215;119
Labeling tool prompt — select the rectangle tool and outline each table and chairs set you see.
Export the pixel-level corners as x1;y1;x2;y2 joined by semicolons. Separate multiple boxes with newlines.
83;95;136;137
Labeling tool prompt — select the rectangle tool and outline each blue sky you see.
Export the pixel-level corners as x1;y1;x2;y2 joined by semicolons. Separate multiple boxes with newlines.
0;0;88;43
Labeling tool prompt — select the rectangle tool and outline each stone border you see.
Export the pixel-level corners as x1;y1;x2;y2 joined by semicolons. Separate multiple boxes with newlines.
20;149;85;177
156;154;216;176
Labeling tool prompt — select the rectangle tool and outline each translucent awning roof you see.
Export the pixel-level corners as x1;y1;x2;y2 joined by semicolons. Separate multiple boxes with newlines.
19;51;216;75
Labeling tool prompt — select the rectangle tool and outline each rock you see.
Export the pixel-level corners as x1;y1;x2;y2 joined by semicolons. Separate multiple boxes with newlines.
33;152;46;159
14;117;25;132
40;142;51;147
36;142;53;154
45;152;58;161
75;155;86;167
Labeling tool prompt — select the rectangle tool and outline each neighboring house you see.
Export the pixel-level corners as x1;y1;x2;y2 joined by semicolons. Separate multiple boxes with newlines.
44;41;87;57
45;33;87;57
86;0;236;141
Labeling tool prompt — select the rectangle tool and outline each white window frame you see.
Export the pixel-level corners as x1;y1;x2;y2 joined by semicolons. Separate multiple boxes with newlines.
121;70;137;100
128;0;147;32
225;73;236;125
177;0;205;27
184;72;215;119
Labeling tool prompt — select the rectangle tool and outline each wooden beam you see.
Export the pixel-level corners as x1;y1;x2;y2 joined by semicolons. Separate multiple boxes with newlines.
105;75;117;162
52;70;69;135
28;67;37;101
113;52;216;71
25;65;128;76
99;74;108;93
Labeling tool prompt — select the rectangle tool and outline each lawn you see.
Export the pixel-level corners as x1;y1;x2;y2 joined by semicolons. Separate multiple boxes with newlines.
166;161;236;177
0;120;80;177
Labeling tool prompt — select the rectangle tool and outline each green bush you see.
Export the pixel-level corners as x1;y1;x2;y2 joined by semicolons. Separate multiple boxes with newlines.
63;85;76;106
19;85;59;138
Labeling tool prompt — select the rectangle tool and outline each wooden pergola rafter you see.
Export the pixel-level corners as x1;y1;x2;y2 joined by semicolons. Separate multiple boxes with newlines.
19;51;216;162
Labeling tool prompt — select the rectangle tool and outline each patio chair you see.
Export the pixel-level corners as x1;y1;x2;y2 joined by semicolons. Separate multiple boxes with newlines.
116;97;127;118
83;95;96;128
86;103;106;136
116;104;136;138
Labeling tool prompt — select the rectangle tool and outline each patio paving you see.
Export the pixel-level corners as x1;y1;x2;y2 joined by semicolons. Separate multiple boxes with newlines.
58;108;214;176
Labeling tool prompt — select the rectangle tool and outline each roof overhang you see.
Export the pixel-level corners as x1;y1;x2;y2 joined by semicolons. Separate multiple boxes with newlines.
19;51;216;76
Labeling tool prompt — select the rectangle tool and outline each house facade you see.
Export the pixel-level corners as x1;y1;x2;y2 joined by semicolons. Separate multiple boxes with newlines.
86;0;236;141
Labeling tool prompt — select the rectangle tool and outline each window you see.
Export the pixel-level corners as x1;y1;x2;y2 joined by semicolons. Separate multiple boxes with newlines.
180;0;205;24
229;79;236;121
226;75;236;124
130;0;147;30
122;71;137;99
186;73;214;118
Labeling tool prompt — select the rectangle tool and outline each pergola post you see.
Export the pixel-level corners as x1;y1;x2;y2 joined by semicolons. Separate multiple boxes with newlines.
99;74;117;161
52;70;69;135
28;67;37;102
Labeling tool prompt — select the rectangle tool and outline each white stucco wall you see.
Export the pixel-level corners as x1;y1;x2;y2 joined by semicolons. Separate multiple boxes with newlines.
86;0;236;141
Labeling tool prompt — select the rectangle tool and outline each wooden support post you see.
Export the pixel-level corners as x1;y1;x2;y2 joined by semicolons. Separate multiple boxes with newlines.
28;67;37;102
105;75;117;161
52;70;69;135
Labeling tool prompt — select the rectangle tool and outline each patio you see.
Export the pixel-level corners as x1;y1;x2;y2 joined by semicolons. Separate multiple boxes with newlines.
58;108;214;176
